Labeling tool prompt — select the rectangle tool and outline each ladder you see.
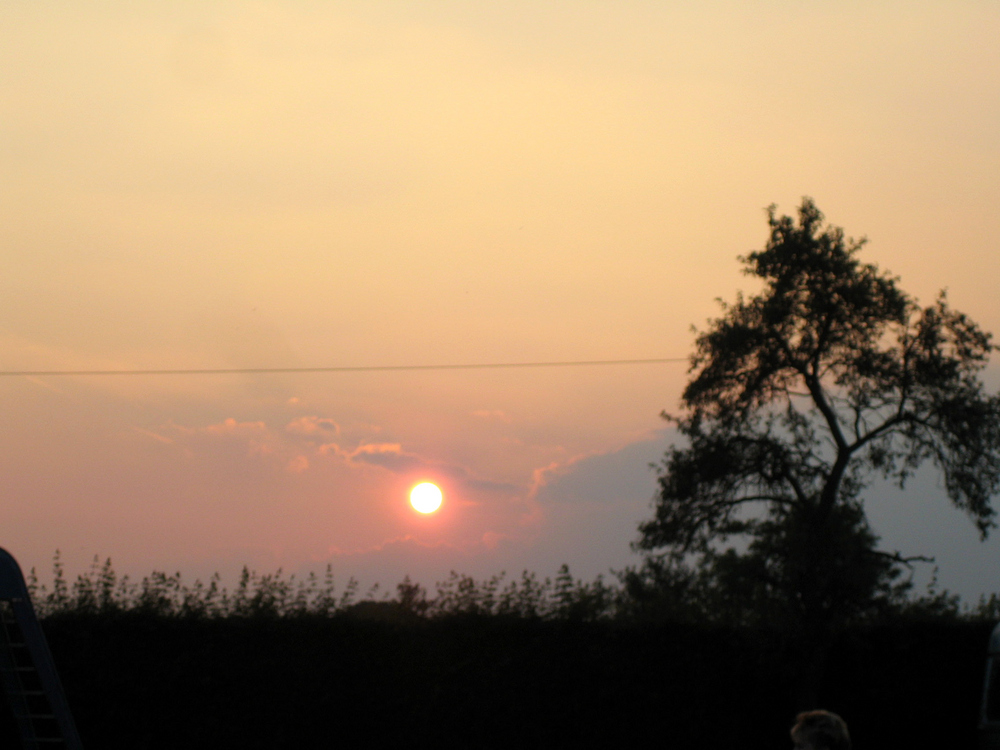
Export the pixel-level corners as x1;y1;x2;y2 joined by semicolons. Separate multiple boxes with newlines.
0;548;82;749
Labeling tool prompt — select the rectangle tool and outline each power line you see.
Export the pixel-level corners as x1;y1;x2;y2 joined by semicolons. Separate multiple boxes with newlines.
0;357;688;378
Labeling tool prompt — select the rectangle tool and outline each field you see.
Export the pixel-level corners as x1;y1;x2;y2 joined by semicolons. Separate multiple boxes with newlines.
3;613;988;749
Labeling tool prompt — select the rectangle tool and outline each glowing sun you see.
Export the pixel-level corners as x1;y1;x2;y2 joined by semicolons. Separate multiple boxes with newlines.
410;482;443;514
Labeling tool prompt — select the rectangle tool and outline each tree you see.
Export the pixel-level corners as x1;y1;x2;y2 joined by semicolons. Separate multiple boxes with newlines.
635;198;1000;693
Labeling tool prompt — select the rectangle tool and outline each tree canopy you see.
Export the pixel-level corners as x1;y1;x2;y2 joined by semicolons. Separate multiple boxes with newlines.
637;198;1000;633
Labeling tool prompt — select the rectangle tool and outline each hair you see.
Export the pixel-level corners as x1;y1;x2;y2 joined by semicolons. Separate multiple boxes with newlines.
790;710;851;750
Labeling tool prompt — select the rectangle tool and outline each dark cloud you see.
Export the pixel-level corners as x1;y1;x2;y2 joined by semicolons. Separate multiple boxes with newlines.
465;478;520;495
348;445;520;495
534;431;673;506
351;449;427;474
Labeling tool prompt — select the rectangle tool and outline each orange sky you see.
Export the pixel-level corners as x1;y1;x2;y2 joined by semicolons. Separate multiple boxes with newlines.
2;2;999;598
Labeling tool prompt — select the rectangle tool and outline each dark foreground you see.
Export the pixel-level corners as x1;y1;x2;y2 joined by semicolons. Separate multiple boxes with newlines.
3;615;991;748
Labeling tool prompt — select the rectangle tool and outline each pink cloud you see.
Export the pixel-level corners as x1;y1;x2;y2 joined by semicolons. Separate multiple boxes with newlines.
316;442;348;458
528;461;562;499
202;418;267;436
133;427;174;445
285;416;340;436
351;443;403;456
162;418;281;460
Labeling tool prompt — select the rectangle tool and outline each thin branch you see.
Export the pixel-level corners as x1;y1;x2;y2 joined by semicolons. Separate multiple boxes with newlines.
871;549;935;568
848;411;914;454
719;493;798;507
784;472;810;506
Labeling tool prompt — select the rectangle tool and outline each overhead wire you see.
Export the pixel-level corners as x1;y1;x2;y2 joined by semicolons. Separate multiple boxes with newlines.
0;357;688;378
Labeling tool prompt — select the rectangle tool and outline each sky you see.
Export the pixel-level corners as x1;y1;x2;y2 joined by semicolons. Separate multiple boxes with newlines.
2;1;999;601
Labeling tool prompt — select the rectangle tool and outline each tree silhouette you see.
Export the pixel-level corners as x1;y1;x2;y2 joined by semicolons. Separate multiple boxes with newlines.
636;198;1000;698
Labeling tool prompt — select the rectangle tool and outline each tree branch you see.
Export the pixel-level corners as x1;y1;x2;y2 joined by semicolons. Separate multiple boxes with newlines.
805;372;849;453
870;549;934;568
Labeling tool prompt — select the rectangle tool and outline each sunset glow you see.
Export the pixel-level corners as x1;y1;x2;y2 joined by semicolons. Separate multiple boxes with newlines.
410;483;443;514
1;1;998;600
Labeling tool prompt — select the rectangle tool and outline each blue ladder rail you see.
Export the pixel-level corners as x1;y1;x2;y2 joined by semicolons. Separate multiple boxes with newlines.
0;548;83;749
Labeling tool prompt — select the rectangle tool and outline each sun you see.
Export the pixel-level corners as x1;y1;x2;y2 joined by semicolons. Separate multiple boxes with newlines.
409;482;443;514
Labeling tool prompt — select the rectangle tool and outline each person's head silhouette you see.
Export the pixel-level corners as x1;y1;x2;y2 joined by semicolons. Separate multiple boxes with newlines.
790;710;850;750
